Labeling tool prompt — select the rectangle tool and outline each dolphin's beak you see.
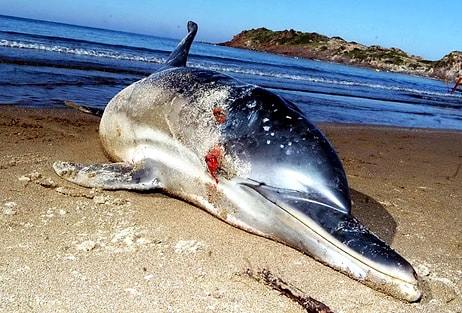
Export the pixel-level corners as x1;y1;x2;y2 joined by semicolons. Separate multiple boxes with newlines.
242;182;422;302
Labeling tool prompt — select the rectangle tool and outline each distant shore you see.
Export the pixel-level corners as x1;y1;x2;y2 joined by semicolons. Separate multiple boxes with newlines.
220;27;462;82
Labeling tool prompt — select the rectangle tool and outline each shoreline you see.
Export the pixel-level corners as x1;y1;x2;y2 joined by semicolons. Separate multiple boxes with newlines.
1;107;461;312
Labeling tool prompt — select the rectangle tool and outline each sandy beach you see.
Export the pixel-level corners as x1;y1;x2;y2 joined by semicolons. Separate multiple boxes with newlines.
1;106;461;313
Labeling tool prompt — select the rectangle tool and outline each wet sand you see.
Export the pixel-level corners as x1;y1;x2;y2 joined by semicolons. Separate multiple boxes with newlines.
1;107;461;312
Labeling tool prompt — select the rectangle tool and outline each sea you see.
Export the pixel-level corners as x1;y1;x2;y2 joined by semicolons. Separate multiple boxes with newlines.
1;15;461;130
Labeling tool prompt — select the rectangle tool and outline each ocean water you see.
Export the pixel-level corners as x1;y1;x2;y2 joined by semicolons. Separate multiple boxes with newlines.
1;15;461;130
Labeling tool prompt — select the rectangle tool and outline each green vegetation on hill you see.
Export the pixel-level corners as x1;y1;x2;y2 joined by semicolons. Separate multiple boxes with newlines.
221;27;461;81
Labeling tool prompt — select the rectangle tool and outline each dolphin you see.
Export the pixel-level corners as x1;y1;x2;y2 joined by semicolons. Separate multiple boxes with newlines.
53;21;422;302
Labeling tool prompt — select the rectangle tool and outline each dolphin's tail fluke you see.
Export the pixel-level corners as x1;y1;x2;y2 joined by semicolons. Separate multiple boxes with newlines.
165;21;198;67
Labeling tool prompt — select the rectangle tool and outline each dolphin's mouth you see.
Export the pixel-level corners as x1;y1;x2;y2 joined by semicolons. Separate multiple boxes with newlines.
241;181;422;302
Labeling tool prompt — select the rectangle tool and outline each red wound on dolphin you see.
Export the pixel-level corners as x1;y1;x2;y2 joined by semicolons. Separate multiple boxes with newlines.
213;107;226;124
205;146;222;183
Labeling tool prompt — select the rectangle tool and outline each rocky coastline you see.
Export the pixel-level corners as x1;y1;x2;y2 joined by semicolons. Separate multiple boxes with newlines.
220;27;461;82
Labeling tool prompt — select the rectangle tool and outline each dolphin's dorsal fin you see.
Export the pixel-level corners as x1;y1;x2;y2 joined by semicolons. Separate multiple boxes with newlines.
165;21;198;67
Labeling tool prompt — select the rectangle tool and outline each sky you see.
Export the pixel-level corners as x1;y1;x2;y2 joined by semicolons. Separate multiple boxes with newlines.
1;0;461;60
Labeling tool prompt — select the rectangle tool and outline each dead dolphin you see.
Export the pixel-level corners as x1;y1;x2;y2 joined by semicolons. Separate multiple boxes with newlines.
54;21;421;302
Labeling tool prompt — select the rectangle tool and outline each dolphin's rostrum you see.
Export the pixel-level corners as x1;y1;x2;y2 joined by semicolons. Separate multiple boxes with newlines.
54;21;422;302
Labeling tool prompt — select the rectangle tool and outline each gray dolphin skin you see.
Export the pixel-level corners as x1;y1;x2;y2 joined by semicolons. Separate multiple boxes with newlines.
53;21;422;302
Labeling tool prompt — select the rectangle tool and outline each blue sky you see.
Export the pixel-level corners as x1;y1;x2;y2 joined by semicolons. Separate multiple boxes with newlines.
2;0;461;60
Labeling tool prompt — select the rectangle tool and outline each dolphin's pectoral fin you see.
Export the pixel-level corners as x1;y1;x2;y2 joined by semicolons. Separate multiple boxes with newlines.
53;159;161;190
